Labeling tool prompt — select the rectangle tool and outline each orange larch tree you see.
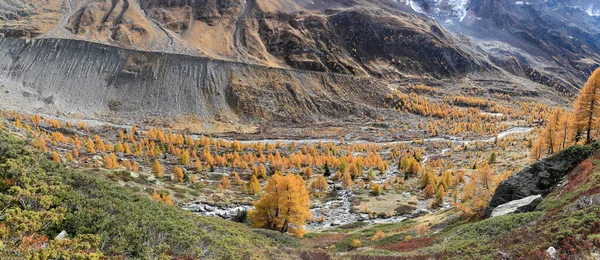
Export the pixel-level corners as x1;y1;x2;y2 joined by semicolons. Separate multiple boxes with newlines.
152;159;163;178
249;174;311;237
574;68;600;144
247;175;261;195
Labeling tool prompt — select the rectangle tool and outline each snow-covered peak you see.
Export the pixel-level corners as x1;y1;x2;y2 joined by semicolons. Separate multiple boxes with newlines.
397;0;470;23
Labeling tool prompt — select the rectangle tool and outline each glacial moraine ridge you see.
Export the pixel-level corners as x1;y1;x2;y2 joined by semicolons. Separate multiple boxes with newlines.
0;38;386;123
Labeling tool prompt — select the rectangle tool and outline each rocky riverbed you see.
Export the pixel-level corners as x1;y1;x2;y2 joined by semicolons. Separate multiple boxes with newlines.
183;126;534;230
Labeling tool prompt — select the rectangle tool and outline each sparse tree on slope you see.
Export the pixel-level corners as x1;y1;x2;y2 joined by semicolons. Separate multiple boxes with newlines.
152;159;163;178
309;175;328;196
574;68;600;144
248;175;261;195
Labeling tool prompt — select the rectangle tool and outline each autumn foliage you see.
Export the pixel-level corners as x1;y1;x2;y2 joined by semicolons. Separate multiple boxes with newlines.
574;68;600;144
249;174;311;237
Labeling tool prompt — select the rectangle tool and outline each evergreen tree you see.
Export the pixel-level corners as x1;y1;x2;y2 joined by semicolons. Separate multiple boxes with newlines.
323;162;331;177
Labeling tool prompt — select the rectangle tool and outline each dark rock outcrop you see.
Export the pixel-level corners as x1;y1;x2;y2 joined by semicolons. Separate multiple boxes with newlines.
486;142;600;217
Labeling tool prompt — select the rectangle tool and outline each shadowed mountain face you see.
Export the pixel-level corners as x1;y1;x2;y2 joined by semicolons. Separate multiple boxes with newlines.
396;0;600;89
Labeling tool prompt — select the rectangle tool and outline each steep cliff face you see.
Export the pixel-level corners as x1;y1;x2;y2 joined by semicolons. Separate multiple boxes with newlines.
327;9;481;78
387;0;600;92
0;38;384;123
465;0;600;85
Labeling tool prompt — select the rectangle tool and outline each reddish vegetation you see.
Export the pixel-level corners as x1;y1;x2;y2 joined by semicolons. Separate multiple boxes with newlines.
516;250;550;260
563;158;594;193
350;253;448;260
557;236;593;258
298;250;331;260
376;237;433;252
304;234;348;248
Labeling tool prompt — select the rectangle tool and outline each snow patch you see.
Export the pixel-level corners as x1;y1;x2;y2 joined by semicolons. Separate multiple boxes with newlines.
586;7;600;17
515;1;532;6
399;0;471;22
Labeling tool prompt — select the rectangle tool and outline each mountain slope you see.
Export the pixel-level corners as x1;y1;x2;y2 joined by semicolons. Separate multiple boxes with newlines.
397;0;600;91
305;142;600;259
0;128;296;259
0;0;483;77
0;0;595;125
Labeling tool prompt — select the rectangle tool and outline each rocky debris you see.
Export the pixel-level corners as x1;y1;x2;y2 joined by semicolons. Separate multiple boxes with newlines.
183;202;251;219
496;251;511;259
571;193;600;211
546;246;557;259
490;194;542;218
486;143;600;217
0;37;387;125
55;230;68;241
394;204;417;215
409;209;430;218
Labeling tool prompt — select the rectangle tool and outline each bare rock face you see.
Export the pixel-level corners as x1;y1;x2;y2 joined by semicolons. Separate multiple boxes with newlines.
258;12;365;74
464;0;600;90
140;0;242;26
327;9;482;78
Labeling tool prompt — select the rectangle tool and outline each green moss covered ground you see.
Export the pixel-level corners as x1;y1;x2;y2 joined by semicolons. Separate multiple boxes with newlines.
0;131;297;259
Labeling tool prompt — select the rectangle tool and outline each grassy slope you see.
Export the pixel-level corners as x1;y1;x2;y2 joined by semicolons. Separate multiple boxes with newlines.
302;143;600;259
0;130;297;259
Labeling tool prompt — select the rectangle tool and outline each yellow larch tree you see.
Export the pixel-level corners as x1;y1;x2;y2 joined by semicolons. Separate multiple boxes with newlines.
173;166;184;182
179;150;191;166
152;159;163;178
220;176;230;189
309;175;328;197
85;138;95;153
249;174;311;237
248;175;261;195
341;172;353;190
302;167;313;179
51;151;61;162
574;68;600;144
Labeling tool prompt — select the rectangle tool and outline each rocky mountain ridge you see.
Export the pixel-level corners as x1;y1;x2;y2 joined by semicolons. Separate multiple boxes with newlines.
0;0;598;123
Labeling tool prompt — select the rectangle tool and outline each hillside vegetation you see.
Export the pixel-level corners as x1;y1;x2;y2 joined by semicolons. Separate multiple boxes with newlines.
0;130;295;259
300;142;600;259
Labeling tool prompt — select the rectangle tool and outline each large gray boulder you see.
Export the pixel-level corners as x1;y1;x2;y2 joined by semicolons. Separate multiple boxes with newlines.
486;142;600;217
490;195;542;218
